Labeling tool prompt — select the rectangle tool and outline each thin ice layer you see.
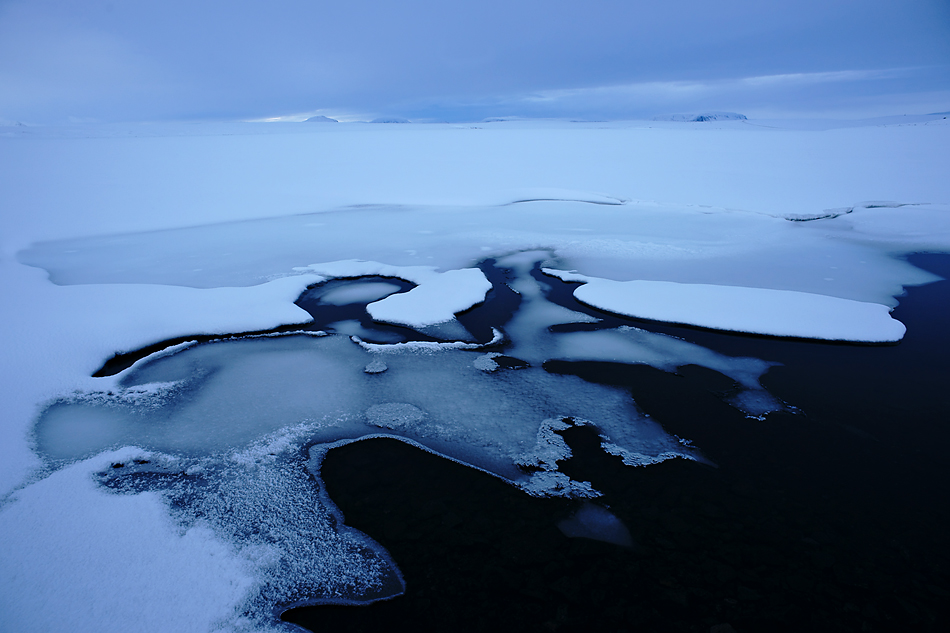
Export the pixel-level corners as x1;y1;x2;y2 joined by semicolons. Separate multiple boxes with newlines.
34;332;689;487
551;326;784;418
0;265;321;495
317;282;402;305
546;270;907;342
553;326;773;387
492;252;783;416
36;336;366;460
495;250;600;365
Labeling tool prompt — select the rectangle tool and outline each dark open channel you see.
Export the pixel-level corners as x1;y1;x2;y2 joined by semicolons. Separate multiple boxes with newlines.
284;253;950;633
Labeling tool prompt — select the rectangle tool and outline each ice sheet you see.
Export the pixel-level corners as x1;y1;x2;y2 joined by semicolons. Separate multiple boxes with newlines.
5;120;950;254
18;199;944;310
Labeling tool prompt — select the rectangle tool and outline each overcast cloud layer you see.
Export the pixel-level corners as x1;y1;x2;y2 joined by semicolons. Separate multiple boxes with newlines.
1;0;948;123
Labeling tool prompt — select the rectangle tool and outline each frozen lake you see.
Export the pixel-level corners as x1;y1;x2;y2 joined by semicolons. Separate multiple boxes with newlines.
2;119;949;632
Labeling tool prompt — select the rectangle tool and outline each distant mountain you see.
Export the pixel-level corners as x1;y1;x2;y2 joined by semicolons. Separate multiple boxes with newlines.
303;115;338;123
654;112;748;122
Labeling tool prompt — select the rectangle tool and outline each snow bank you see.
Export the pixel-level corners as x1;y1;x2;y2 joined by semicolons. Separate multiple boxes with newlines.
546;269;906;342
0;448;257;633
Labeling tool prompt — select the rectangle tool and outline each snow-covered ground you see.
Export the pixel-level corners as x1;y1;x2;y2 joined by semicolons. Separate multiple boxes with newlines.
2;116;949;632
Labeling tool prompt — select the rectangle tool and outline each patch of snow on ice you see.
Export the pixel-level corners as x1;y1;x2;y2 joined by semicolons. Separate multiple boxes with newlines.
351;328;504;353
546;269;907;342
473;352;502;372
364;359;388;374
0;448;258;633
366;402;426;430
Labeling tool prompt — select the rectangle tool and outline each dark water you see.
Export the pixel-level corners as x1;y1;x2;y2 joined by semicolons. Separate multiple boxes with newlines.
284;254;950;633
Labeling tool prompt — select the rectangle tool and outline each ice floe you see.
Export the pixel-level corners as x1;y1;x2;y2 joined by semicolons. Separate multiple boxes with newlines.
545;270;908;342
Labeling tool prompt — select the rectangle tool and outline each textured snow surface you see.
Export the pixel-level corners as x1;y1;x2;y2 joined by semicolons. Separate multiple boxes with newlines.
2;119;950;632
0;448;257;633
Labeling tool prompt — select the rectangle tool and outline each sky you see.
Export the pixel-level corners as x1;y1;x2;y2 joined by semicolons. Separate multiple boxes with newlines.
0;0;948;123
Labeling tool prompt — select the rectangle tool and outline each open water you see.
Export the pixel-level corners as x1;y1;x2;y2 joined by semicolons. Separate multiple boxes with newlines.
283;253;950;632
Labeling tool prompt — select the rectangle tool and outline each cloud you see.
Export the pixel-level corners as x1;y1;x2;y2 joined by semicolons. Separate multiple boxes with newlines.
1;0;948;122
410;66;950;121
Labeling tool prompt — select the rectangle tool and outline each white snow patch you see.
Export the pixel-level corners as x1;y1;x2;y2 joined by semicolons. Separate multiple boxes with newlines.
366;402;427;430
0;448;258;633
364;359;389;374
352;328;504;353
473;352;503;372
546;269;907;342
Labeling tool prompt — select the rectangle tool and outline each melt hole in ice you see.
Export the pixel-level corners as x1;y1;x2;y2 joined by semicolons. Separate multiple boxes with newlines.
557;501;635;548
